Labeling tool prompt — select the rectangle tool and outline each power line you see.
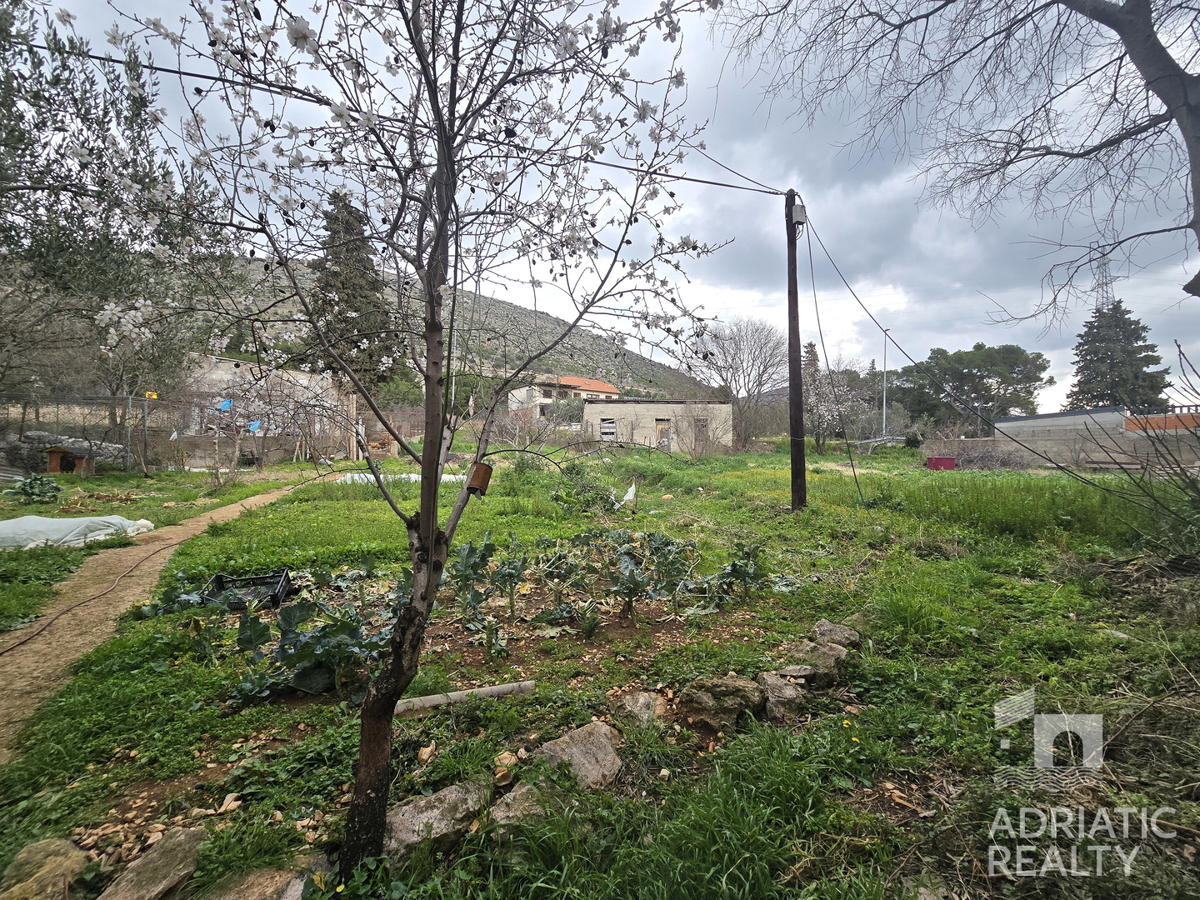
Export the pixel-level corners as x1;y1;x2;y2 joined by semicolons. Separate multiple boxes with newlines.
805;220;1167;514
805;227;863;503
684;142;786;195
587;158;781;195
34;44;781;198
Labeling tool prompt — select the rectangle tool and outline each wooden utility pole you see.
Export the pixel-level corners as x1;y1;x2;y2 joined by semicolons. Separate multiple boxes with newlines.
786;189;806;510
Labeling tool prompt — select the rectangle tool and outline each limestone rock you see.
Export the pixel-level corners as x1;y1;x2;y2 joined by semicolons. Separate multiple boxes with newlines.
812;618;862;650
618;692;666;724
677;674;765;730
490;782;545;828
384;780;491;863
203;868;297;900
277;855;329;900
533;722;622;788
97;827;207;900
755;672;806;720
0;839;87;900
782;640;848;688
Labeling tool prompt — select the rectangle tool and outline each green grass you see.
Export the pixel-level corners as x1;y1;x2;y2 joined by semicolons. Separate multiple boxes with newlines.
0;537;133;631
0;466;303;527
1;450;1197;898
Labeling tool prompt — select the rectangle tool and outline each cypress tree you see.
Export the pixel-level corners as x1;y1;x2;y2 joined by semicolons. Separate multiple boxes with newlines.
1064;300;1169;410
309;192;396;386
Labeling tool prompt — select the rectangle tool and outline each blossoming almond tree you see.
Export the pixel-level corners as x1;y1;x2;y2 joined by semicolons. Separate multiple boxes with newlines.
112;0;716;870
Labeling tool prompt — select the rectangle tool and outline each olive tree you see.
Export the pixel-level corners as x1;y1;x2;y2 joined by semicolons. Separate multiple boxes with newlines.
0;0;225;404
112;0;711;871
718;0;1200;304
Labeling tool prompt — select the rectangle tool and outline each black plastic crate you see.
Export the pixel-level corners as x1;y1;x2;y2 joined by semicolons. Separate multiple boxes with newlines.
201;570;292;611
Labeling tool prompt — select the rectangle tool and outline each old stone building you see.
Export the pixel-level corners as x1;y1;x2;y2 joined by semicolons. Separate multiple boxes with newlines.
581;399;733;456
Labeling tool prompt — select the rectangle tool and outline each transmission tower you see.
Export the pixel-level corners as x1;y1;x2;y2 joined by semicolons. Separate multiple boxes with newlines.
1091;250;1119;311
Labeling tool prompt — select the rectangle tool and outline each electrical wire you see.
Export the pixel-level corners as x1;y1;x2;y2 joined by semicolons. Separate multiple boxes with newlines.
34;45;782;198
805;220;1168;513
682;142;786;195
806;226;863;503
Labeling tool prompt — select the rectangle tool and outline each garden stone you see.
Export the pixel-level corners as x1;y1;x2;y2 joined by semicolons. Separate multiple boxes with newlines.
385;780;492;863
96;827;207;900
782;640;848;688
277;855;329;900
533;721;622;788
487;781;551;842
755;672;806;720
812;618;862;650
203;868;297;900
618;691;666;724
677;674;765;730
0;839;87;900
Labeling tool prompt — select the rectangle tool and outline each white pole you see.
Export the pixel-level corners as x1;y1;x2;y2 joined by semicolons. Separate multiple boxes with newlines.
882;328;890;440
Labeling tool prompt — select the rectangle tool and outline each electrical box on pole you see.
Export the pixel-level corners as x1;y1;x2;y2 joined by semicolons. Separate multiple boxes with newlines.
786;190;807;511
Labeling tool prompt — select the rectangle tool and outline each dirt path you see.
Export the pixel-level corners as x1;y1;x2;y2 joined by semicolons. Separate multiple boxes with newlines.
0;484;303;764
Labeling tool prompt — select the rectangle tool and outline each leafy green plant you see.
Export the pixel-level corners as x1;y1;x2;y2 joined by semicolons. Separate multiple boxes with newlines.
608;560;655;622
490;544;529;620
578;599;601;639
448;532;497;630
3;474;62;503
713;542;770;599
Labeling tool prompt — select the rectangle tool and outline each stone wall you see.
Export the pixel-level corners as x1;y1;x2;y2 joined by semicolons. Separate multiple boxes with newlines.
928;408;1200;469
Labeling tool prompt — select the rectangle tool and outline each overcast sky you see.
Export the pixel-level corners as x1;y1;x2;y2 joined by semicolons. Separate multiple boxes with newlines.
657;25;1199;412
69;2;1199;412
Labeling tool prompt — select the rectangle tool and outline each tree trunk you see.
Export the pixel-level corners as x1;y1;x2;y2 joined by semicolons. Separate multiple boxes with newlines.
339;139;455;877
338;521;447;875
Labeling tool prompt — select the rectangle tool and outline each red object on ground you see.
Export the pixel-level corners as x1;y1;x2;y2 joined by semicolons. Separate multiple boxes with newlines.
926;456;956;470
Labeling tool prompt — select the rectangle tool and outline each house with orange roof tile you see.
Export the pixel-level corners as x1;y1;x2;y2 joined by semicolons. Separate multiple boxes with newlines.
508;375;621;417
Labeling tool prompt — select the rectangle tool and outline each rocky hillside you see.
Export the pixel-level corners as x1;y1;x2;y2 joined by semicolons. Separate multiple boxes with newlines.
449;290;711;398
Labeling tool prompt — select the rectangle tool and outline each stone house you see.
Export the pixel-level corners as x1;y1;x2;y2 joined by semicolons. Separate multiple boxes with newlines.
580;399;733;456
968;406;1200;468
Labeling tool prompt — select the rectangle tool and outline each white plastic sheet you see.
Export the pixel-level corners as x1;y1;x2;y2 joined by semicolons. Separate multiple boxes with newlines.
337;473;467;485
0;515;155;550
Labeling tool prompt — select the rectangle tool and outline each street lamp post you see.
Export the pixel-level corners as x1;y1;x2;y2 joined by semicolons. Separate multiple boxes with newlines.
881;328;890;441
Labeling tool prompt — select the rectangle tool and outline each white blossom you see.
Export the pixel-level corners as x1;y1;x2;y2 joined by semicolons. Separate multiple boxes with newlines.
54;9;75;26
286;16;317;54
329;101;351;123
554;24;579;58
596;11;625;43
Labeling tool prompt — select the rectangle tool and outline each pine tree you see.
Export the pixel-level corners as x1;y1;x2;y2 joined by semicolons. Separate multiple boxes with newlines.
309;192;396;387
1064;301;1170;410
